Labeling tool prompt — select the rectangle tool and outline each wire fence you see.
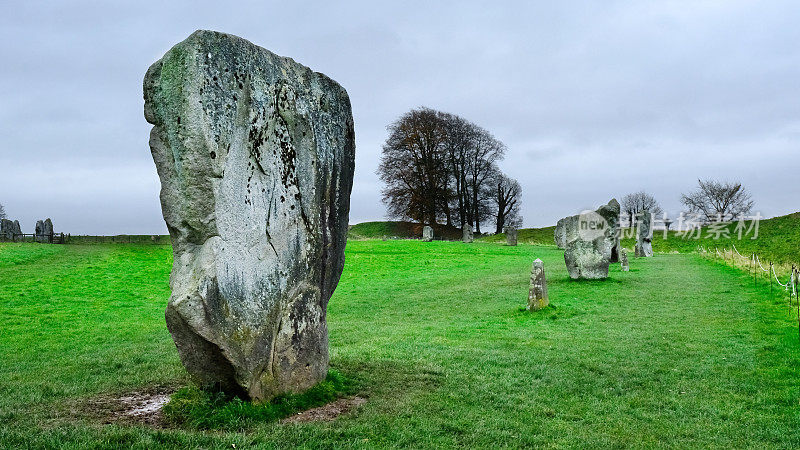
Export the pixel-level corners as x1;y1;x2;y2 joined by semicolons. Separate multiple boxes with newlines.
699;244;800;342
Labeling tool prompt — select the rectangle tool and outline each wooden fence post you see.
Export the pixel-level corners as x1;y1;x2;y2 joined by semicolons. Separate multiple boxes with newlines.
769;262;773;295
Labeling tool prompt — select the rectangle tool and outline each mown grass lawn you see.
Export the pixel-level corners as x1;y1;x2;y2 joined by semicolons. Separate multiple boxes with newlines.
1;240;799;448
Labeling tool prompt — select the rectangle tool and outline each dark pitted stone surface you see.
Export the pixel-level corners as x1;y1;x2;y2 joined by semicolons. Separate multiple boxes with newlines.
144;30;355;401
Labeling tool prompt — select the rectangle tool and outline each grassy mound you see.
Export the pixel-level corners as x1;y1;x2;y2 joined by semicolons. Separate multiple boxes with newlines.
348;221;462;240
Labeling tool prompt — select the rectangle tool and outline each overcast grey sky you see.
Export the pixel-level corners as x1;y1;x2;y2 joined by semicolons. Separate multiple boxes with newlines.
1;1;798;234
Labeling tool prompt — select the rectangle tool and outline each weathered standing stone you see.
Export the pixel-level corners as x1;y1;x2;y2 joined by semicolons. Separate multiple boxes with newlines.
462;224;473;243
620;248;629;271
561;199;619;279
12;220;21;240
635;211;654;257
505;227;518;246
422;225;434;242
527;258;549;311
144;30;355;401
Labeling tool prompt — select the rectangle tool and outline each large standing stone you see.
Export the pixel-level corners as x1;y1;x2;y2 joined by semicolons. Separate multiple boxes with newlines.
144;30;355;401
560;199;619;279
505;227;518;246
620;248;629;271
422;225;434;242
462;224;473;243
527;258;549;311
635;211;654;257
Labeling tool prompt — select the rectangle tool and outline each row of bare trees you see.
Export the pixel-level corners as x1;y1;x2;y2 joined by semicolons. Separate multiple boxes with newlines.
378;107;521;233
621;179;754;226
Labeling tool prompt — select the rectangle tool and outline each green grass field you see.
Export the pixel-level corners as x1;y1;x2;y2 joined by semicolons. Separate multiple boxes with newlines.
1;240;799;448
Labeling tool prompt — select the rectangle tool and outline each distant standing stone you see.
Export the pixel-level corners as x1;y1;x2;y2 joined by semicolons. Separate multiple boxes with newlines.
144;30;355;401
12;220;21;239
462;224;473;243
603;199;621;263
635;211;654;257
620;248;629;271
34;219;53;243
554;218;567;249
422;225;434;242
527;259;549;311
560;199;619;279
0;219;14;240
505;227;518;246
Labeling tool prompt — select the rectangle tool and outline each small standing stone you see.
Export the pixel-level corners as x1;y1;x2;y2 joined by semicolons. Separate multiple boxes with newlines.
528;258;549;311
505;227;518;246
422;225;434;242
462;224;473;243
620;248;629;271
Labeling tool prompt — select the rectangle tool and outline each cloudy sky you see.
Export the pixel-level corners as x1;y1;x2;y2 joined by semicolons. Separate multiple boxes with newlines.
1;1;798;234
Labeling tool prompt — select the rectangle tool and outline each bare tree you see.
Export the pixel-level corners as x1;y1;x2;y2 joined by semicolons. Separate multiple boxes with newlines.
680;179;753;222
466;127;505;233
378;108;450;224
620;191;663;227
491;172;522;234
0;203;5;220
440;112;475;228
378;107;511;231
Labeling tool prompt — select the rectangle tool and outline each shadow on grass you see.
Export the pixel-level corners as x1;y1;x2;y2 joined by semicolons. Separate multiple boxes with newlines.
514;304;581;321
162;370;356;431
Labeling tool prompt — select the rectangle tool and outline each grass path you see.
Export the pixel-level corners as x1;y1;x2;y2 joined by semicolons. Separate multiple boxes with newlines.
0;241;798;448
